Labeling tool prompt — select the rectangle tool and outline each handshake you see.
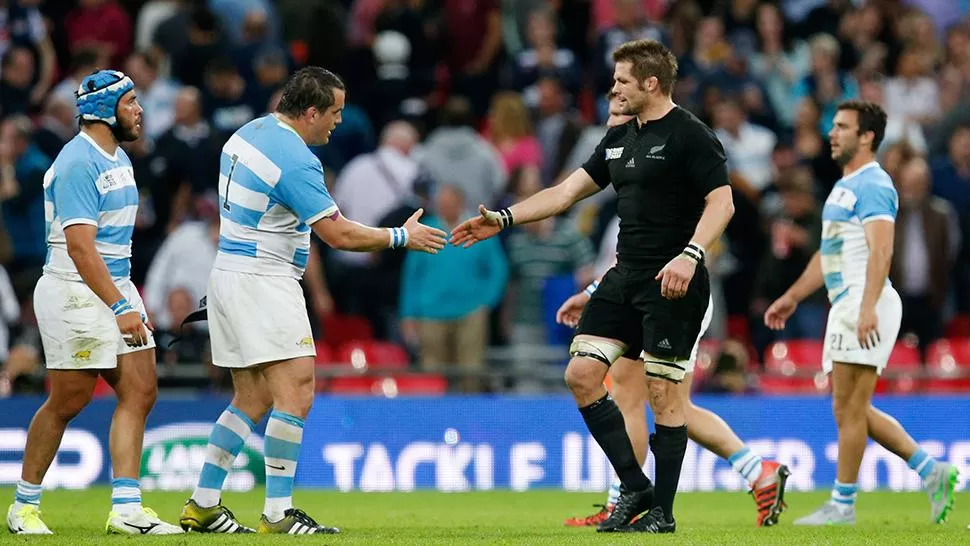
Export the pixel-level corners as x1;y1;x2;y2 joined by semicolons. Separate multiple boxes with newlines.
392;205;512;253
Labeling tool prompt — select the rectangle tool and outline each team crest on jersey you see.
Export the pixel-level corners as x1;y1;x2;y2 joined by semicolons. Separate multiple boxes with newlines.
605;147;624;160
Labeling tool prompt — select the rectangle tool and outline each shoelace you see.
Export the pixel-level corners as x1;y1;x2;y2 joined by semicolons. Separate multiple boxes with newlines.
289;508;319;529
21;507;45;528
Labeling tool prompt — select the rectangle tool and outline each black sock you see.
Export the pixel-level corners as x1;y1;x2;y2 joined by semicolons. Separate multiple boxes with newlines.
650;424;688;522
578;394;651;492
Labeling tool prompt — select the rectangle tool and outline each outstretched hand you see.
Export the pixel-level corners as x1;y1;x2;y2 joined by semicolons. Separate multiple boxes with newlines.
450;205;504;248
403;208;447;254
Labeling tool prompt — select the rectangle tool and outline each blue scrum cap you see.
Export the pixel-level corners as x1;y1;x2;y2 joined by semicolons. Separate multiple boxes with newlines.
76;70;135;127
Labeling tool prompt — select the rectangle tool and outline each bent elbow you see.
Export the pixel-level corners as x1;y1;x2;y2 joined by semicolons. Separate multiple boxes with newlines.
723;198;736;221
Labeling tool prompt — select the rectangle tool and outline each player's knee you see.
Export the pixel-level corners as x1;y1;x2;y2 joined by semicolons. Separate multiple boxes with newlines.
563;359;604;397
119;379;158;415
646;378;682;417
831;394;865;427
47;391;93;422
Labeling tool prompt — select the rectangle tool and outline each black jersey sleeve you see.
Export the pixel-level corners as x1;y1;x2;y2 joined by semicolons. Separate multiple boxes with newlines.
685;122;730;196
581;131;614;189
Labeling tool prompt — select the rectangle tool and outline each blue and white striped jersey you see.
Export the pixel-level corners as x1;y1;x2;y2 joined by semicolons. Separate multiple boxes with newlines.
820;161;898;304
42;132;138;282
214;114;339;278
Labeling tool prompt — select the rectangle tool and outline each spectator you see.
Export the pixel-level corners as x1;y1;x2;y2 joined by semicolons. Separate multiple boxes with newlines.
125;49;181;142
330;121;421;337
883;47;941;128
534;77;585;186
33;95;76;162
65;0;133;69
168;5;228;90
697;339;756;394
750;171;826;353
859;76;928;155
487;91;543;177
511;5;581;107
400;184;507;392
440;0;503;117
48;48;105;124
713;97;777;202
134;0;181;52
748;3;811;129
0;47;35;119
891;157;961;355
209;0;280;46
201;56;260;134
417;97;506;214
931;124;970;311
793;33;859;135
504;170;595;350
0;0;55;109
154;86;221;198
0;115;51;275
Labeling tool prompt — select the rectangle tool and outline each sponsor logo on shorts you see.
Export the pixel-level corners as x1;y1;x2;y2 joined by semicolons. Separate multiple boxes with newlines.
63;295;95;311
657;338;672;350
298;337;314;348
72;350;92;362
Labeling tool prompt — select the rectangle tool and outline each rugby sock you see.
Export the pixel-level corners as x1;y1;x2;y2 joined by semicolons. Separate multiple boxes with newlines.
606;478;621;506
192;405;256;508
13;480;42;511
728;446;764;486
263;410;304;522
579;394;652;492
907;448;938;480
111;477;142;516
831;480;858;509
651;424;688;522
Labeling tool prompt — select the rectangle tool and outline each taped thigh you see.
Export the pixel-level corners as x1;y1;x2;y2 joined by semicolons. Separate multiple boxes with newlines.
569;337;627;367
643;353;687;383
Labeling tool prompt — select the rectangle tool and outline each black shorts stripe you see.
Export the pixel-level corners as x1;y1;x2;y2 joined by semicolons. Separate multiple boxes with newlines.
572;350;612;367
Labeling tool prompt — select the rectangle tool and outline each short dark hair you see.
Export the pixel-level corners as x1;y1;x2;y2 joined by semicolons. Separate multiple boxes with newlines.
836;100;888;151
612;39;678;96
276;66;345;117
438;96;475;128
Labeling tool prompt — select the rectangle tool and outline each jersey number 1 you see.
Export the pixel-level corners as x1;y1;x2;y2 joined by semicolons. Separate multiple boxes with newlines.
223;154;239;212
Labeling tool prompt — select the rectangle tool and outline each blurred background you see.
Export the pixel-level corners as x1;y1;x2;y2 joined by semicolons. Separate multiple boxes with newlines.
0;0;969;400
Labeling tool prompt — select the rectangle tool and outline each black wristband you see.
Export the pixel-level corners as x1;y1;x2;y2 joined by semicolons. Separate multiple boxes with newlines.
498;208;514;229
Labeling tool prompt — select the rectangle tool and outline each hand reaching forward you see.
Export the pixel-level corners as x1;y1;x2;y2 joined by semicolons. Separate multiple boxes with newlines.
556;292;590;328
403;208;447;254
450;205;506;248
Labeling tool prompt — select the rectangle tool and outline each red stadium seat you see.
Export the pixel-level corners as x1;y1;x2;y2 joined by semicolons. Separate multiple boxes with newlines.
944;313;970;338
764;340;823;376
926;338;970;376
321;314;374;347
759;373;830;395
326;374;448;396
887;340;922;370
923;377;970;394
314;341;335;367
335;340;410;371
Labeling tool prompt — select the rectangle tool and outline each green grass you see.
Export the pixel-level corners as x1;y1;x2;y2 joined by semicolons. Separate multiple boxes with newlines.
1;488;967;544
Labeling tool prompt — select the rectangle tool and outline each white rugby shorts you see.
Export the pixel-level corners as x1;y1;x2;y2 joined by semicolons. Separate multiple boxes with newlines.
822;285;902;375
207;268;316;368
35;274;155;370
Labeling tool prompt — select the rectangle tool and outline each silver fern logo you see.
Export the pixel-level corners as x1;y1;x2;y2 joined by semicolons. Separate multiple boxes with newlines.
645;144;666;159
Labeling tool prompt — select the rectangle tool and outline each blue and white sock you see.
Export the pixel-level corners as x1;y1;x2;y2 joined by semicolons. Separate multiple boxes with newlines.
831;480;858;509
728;446;764;486
192;405;256;508
907;448;938;480
606;478;621;506
111;477;142;516
263;410;305;522
12;480;42;512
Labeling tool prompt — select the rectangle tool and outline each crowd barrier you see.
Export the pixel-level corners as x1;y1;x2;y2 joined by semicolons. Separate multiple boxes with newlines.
0;395;967;492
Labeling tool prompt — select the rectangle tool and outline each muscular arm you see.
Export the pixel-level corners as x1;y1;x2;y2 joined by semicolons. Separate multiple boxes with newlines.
783;251;824;303
64;224;125;307
860;219;894;312
506;168;601;225
311;213;391;252
689;186;735;252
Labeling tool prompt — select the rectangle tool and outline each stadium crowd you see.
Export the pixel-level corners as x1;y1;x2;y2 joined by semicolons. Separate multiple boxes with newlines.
0;0;969;394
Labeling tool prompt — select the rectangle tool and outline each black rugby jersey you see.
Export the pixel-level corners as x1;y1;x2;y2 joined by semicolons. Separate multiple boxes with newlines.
581;106;729;272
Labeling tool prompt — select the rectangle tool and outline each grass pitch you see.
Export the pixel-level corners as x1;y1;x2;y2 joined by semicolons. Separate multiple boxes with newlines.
1;488;967;544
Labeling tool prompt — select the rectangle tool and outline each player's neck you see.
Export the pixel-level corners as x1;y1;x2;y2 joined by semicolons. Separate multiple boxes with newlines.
841;152;877;178
273;113;310;144
636;97;676;125
80;125;119;155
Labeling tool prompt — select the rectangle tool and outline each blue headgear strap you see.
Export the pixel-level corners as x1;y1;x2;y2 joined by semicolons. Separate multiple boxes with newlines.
76;70;134;128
